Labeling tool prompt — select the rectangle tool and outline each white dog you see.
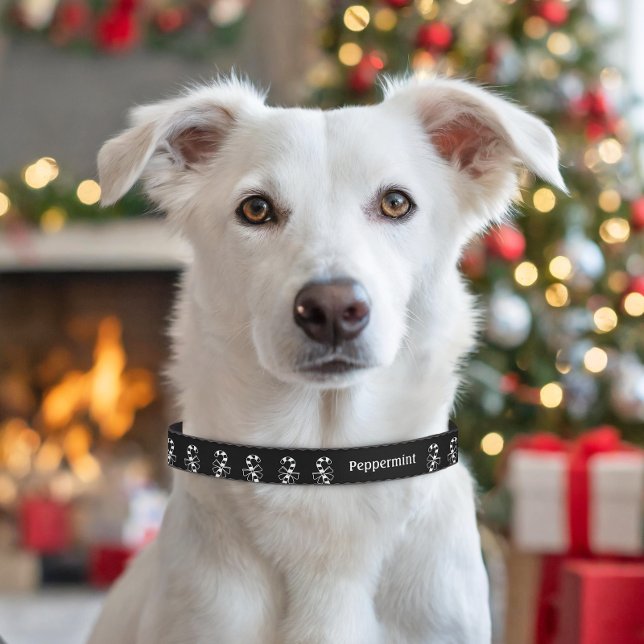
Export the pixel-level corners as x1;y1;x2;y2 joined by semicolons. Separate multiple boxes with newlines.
89;75;563;644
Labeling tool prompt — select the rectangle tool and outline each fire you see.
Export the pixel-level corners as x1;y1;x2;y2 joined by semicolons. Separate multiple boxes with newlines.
41;316;155;440
0;315;155;494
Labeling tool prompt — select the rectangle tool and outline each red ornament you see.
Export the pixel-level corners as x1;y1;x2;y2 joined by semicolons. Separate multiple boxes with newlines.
96;8;139;52
485;225;526;262
535;0;569;26
570;88;619;140
385;0;412;8
348;54;382;94
630;197;644;231
571;89;610;121
416;22;453;52
584;121;605;141
500;372;521;394
626;276;644;296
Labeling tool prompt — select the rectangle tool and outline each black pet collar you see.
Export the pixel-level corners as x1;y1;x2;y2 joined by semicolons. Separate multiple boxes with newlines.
167;421;458;485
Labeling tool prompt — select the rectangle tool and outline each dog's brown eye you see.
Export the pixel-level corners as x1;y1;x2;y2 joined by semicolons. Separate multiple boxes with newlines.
380;191;411;219
240;196;274;224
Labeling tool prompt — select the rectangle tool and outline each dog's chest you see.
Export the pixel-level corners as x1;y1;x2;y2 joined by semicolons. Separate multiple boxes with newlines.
242;478;424;565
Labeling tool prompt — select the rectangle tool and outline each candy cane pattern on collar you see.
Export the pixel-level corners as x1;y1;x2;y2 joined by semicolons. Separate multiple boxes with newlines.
184;444;200;473
278;456;300;484
167;420;458;484
426;442;441;472
313;456;334;484
242;454;263;482
212;450;231;478
167;437;176;465
448;436;458;465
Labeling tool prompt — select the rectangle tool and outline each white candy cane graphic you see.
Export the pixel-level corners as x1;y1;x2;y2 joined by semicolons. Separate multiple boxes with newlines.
312;456;334;484
184;444;201;473
167;437;176;465
242;454;263;482
448;437;458;465
212;450;231;478
278;456;300;484
426;442;441;472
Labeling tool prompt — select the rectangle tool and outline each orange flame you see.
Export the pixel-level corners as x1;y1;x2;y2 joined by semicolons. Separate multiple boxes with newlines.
0;316;155;490
40;315;155;441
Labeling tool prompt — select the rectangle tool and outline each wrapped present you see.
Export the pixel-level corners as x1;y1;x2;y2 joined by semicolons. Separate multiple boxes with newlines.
558;559;644;644
504;550;644;644
89;542;134;587
507;427;643;555
19;495;72;554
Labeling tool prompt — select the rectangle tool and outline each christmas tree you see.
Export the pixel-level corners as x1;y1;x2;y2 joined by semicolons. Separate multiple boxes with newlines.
306;0;644;487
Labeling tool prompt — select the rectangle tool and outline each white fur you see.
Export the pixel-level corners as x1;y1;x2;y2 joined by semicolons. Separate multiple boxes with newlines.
89;75;563;644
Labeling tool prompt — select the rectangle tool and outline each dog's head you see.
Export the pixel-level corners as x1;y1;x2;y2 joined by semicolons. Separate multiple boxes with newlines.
99;76;564;388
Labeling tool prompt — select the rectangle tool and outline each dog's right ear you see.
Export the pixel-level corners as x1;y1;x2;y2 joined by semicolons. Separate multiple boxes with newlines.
98;77;266;206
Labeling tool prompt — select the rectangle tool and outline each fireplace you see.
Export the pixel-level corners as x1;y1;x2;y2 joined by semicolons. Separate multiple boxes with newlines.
0;220;184;588
0;270;177;490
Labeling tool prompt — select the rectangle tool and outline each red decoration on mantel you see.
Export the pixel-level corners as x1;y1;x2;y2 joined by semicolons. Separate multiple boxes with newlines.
416;22;453;52
56;0;90;32
96;6;139;52
155;7;185;33
484;225;526;262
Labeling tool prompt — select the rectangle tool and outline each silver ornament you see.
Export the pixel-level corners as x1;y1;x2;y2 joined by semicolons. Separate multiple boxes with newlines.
610;355;644;421
557;234;605;290
486;289;532;349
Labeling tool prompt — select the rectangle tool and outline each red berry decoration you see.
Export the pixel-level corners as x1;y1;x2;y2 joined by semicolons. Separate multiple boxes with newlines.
56;0;90;32
416;22;453;52
536;0;568;26
630;197;644;231
96;9;139;52
155;7;184;33
485;225;526;262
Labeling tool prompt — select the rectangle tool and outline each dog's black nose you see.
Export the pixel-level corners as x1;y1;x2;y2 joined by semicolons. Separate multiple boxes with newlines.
294;279;370;346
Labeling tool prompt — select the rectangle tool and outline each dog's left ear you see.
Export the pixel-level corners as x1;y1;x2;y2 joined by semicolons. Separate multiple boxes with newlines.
383;77;566;228
97;77;266;208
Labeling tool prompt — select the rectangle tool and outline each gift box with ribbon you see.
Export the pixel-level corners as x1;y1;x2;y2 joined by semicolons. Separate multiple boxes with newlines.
506;427;643;556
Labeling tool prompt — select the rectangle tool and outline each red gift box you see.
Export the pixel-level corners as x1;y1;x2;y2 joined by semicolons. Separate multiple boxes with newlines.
19;496;71;554
89;543;135;587
557;560;644;644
